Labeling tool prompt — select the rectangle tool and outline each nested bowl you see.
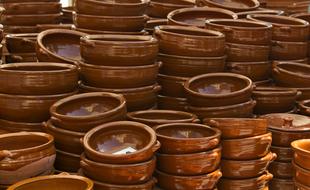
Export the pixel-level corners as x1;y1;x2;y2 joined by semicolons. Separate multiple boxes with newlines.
158;74;188;98
0;119;44;133
226;43;270;62
269;178;294;190
146;0;194;18
293;162;310;188
2;2;61;14
270;145;293;162
80;35;158;66
83;121;159;164
5;33;37;53
269;161;294;178
153;123;221;154
55;149;80;173
184;73;253;107
299;99;310;116
154;25;225;57
49;92;127;132
271;40;308;60
292;139;310;171
196;0;260;12
1;13;61;26
157;95;188;111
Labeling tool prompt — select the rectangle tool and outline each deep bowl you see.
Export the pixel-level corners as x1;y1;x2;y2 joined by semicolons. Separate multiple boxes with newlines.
291;139;310;171
5;33;37;53
146;0;194;18
196;0;260;12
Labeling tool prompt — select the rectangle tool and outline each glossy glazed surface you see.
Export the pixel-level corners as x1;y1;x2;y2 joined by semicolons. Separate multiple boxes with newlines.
292;139;310;171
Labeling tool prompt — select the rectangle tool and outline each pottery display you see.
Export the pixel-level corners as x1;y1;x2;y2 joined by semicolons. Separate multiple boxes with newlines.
196;0;260;12
2;2;61;15
269;161;294;178
55;149;80;173
269;178;295;190
227;61;271;81
157;95;188;111
5;33;37;53
157;74;188;98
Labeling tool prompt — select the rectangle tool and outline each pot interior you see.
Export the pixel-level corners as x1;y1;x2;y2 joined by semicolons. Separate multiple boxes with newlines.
277;63;310;75
252;15;305;25
210;20;268;28
209;0;256;8
161;27;219;36
157;125;216;139
294;141;310;153
1;64;70;72
132;111;191;120
262;113;310;130
0;134;48;150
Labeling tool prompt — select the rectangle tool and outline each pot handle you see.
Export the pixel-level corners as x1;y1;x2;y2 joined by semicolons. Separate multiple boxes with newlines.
80;160;89;170
80;137;84;146
270;152;277;162
195;0;206;7
152;140;161;153
158;61;163;68
271;41;284;48
250;100;257;108
153;85;162;92
207;119;219;127
42;121;48;131
261;135;272;143
296;91;302;99
259;172;273;182
213;170;222;181
209;138;220;148
0;150;13;161
192;118;201;124
38;47;50;57
143;15;150;22
58;172;70;176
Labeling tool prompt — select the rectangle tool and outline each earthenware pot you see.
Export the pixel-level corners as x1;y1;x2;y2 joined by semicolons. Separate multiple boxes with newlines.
55;149;80;173
37;29;87;65
290;13;310;36
73;12;148;32
74;0;149;16
50;92;127;132
205;19;272;45
154;25;225;57
227;61;271;81
83;121;159;164
226;43;270;62
153;123;221;154
247;14;309;42
271;41;308;60
269;178;294;190
0;63;78;95
299;100;310;116
270;146;293;162
146;0;194;18
74;27;148;35
158;53;226;77
196;0;260;12
81;154;155;185
145;19;167;34
157;146;221;175
237;9;284;19
3;25;38;33
292;139;310;171
0;91;76;123
157;95;188;111
0;119;44;133
156;169;222;190
203;118;267;139
80;35;158;66
2;2;61;14
269;161;293;178
158;74;188;98
1;13;61;26
184;73;253;107
79;61;159;88
37;24;74;32
167;7;238;28
221;132;272;160
221;152;276;179
5;33;37;53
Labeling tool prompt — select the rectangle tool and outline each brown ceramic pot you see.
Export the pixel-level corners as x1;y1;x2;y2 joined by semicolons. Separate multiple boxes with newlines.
5;53;37;63
158;74;188;98
74;27;148;35
50;92;127;132
81;154;155;185
226;43;270;62
299;99;310;116
237;9;284;19
203;118;267;139
1;13;61;26
290;13;310;37
154;25;225;57
83;121;159;164
5;33;37;53
145;19;167;34
146;0;194;18
3;25;38;33
153;123;221;154
167;7;238;28
269;161;293;178
55;149;80;173
196;0;260;12
227;61;271;81
73;12;148;32
269;178;295;190
0;63;78;95
157;95;188;111
221;132;272;160
270;146;293;162
79;61;159;89
292;139;310;171
2;2;61;14
156;169;222;190
254;79;273;87
80;35;158;66
205;19;272;45
0;119;44;133
271;40;308;60
74;0;149;16
184;73;253;107
293;161;310;187
37;29;87;65
157;146;221;175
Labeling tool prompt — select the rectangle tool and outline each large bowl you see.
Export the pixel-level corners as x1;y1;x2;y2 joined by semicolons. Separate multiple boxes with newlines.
271;40;308;60
196;0;260;12
269;161;293;178
227;61;271;81
55;149;80;173
146;0;194;18
226;43;270;62
292;139;310;171
270;145;293;162
5;33;37;53
158;74;188;98
1;13;61;26
2;2;61;14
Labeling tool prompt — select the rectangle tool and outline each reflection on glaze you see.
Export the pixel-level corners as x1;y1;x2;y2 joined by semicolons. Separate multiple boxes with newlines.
198;82;235;94
46;43;81;60
65;103;109;116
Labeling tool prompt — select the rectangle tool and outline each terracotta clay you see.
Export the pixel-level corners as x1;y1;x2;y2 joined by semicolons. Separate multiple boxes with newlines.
271;40;308;60
196;0;260;12
55;149;80;173
291;139;310;171
269;161;293;178
269;178;295;190
270;145;293;162
158;74;188;98
5;33;37;53
157;95;188;111
2;2;61;14
146;0;194;18
1;13;61;26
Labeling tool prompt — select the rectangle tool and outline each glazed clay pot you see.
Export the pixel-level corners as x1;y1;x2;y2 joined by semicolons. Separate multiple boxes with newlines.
292;139;310;171
269;161;293;178
156;169;222;190
221;152;276;179
0;132;55;185
203;118;267;139
184;73;253;107
167;7;238;28
145;19;167;34
81;154;155;185
2;2;61;14
5;33;37;53
157;95;188;111
154;25;225;57
0;63;78;95
226;43;270;62
1;13;61;26
80;35;158;66
83;121;159;164
290;13;310;37
157;146;221;175
37;29;87;65
158;74;188;98
55;150;80;173
158;53;226;77
74;0;149;16
293;162;310;188
205;19;272;45
196;0;260;12
271;41;308;60
50;92;127;132
237;9;284;19
73;12;148;32
269;178;295;190
299;99;310;116
221;132;272;160
270;146;293;162
227;61;271;81
146;0;194;18
74;27;148;35
0;119;44;133
153;123;221;154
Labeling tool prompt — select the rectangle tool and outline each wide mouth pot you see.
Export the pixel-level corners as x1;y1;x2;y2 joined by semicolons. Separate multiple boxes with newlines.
247;14;309;27
206;18;272;29
81;34;157;45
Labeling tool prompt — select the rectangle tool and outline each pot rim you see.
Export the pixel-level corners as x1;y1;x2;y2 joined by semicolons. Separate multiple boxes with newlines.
237;9;284;17
73;11;148;19
0;119;44;127
5;33;38;39
0;90;77;100
253;88;298;96
146;19;167;27
291;139;310;155
150;0;194;7
159;53;226;60
247;14;309;27
158;73;189;81
221;151;276;163
45;120;85;137
203;117;267;124
156;168;222;179
74;26;148;35
272;40;308;45
292;160;310;174
299;99;310;110
92;176;157;188
157;146;221;157
227;61;271;65
3;1;61;5
79;61;159;70
188;99;256;111
273;62;310;79
206;18;272;29
271;145;292;150
81;34;157;45
221;132;271;142
220;171;273;183
202;0;260;11
227;42;270;49
158;95;187;101
76;0;149;6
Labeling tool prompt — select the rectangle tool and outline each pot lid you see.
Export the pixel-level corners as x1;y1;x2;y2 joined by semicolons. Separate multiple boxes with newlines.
260;113;310;132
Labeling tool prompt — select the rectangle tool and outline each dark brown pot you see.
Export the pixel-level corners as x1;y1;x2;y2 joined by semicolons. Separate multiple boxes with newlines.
271;40;308;60
270;146;293;162
5;53;37;63
293;162;310;188
1;13;61;26
269;127;310;147
299;99;310;116
145;19;167;34
74;27;148;35
227;61;271;81
146;0;194;18
2;2;61;14
5;33;37;53
269;178;295;190
226;43;270;62
3;25;38;34
158;74;188;98
292;139;310;171
157;95;188;111
237;9;284;19
196;0;260;12
269;161;293;178
0;119;44;133
55;149;80;173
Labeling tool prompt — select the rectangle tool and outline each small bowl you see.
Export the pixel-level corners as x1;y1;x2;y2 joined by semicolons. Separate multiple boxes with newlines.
221;132;272;160
158;74;188;98
269;178;294;190
1;13;61;26
157;146;221;175
203;118;267;139
145;19;167;34
184;73;253;107
2;2;61;15
0;119;44;133
271;41;308;60
292;139;310;171
146;0;194;18
153;123;221;154
226;43;270;62
299;99;310;116
55;149;80;173
83;121;159;164
293;162;310;188
5;33;37;53
270;146;293;162
157;95;188;111
269;161;294;178
196;0;260;12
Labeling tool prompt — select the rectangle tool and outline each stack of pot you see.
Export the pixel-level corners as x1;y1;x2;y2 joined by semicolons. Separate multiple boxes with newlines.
154;123;222;190
45;92;127;173
78;35;159;112
204;118;274;190
0;0;61;34
0;62;78;134
154;25;226;111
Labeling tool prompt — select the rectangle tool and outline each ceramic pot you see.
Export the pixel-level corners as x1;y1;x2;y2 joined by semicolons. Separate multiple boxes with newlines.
0;119;44;133
196;0;260;12
146;0;194;18
0;63;78;95
158;53;226;77
299;99;310;116
1;13;61;26
205;19;272;45
154;25;225;57
157;146;221;175
74;0;149;16
203;118;267;139
271;41;308;60
81;154;155;185
269;161;293;178
83;121;159;164
37;24;74;32
5;53;37;63
153;123;221;154
37;29;87;65
227;61;271;81
292;139;310;171
2;2;61;14
237;9;284;19
273;58;309;65
80;35;158;66
167;7;238;28
293;161;310;187
0;91;76;123
269;178;294;190
290;13;310;37
74;27;148;35
55;149;80;173
184;73;253;107
226;43;270;62
79;61;159;89
221;132;272;160
156;169;222;190
145;19;167;34
158;74;188;98
157;95;188;111
3;25;38;33
50;92;127;132
73;12;148;32
5;33;37;53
